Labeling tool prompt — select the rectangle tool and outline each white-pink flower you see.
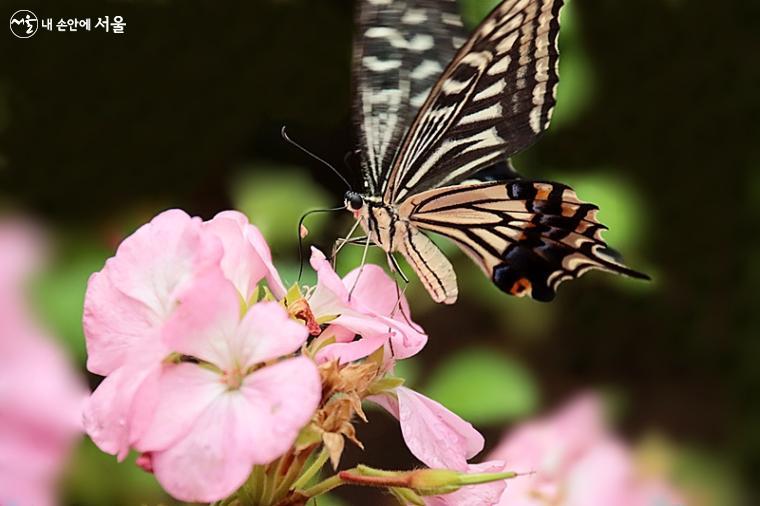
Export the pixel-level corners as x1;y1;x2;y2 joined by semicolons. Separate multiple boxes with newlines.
82;209;321;502
131;270;320;502
83;209;288;459
0;220;86;506
489;394;683;506
308;248;427;363
370;386;484;472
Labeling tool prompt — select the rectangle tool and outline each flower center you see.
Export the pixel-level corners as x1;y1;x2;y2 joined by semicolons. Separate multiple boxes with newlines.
222;366;245;390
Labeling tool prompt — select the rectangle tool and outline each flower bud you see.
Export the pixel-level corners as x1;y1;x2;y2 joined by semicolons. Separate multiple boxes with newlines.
407;469;462;495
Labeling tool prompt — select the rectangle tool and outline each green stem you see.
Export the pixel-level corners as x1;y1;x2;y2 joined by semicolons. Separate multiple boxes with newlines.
291;447;330;491
260;463;280;506
247;464;266;505
272;450;311;501
299;473;347;498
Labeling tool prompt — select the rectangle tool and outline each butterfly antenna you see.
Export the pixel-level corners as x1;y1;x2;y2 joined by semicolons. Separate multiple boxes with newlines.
297;206;345;283
281;126;352;190
343;150;356;171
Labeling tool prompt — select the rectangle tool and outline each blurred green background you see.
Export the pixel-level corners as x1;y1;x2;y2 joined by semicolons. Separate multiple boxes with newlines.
1;0;757;504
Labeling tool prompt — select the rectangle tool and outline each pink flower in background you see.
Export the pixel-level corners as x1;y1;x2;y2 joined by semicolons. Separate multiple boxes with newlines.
0;220;87;506
308;248;427;363
83;209;288;459
489;394;683;506
369;386;484;472
131;271;320;502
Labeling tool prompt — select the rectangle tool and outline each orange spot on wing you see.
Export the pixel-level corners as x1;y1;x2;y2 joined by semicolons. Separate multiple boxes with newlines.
510;278;532;297
534;183;552;200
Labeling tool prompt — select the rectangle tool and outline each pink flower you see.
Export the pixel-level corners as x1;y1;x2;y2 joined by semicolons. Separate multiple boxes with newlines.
0;220;86;506
308;248;427;363
424;461;508;506
489;394;683;506
369;386;484;472
129;271;321;502
83;209;288;459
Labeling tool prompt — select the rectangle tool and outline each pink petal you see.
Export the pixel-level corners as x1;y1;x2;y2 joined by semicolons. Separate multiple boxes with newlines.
83;362;161;460
308;248;350;315
133;363;226;453
150;390;263;502
213;211;286;299
370;387;484;471
104;210;221;321
83;270;166;375
161;270;242;370
203;213;268;302
234;301;309;366
240;357;321;464
0;218;46;292
341;264;406;316
426;461;508;506
315;313;393;364
564;439;636;506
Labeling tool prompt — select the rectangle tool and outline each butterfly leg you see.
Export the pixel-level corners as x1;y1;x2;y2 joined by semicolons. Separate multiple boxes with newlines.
347;232;372;302
387;255;425;335
331;218;363;267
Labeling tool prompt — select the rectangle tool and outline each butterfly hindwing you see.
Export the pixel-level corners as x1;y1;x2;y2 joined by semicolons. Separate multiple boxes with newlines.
353;0;466;194
400;180;649;301
384;0;564;201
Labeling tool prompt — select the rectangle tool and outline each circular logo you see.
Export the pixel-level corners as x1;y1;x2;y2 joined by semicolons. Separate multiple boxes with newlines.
9;9;38;39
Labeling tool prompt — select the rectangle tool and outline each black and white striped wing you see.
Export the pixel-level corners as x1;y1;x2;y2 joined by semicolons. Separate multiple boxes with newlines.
400;180;649;302
385;0;564;202
353;0;466;194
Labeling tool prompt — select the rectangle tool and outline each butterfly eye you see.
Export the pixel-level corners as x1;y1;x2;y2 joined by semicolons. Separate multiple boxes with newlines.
345;192;364;211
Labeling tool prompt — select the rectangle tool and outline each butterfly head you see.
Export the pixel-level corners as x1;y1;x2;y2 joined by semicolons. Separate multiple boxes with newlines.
344;191;364;216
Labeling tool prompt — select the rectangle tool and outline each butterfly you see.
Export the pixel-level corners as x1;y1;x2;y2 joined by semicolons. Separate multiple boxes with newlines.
342;0;648;304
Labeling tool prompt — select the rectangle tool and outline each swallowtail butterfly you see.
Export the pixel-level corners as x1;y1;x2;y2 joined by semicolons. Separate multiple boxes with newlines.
344;0;648;304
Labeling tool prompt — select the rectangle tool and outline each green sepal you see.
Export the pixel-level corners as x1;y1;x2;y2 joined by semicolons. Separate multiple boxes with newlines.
294;424;322;451
285;282;304;305
389;487;425;506
367;376;405;396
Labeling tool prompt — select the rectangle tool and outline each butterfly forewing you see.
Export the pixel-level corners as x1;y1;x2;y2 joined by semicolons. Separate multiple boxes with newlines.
400;180;649;301
384;0;564;202
353;0;467;194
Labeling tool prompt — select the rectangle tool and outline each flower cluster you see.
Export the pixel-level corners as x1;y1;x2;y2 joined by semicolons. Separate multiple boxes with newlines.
489;395;684;506
82;210;511;504
0;219;87;506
